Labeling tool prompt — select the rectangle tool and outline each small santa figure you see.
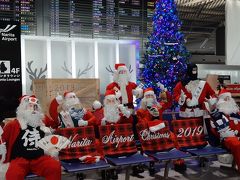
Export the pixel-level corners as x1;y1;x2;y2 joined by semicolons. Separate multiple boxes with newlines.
93;90;132;125
106;63;143;112
0;95;61;180
136;87;171;132
173;63;217;118
205;89;240;172
49;91;96;128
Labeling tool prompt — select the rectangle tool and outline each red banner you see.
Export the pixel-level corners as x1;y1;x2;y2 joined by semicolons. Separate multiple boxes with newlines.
99;124;137;157
136;122;175;152
226;84;240;94
171;118;207;148
55;126;99;160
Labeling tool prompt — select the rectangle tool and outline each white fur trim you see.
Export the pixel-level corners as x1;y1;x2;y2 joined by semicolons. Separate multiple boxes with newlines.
0;162;9;180
144;91;154;97
18;118;27;130
133;88;143;98
179;108;204;118
219;92;231;100
95;156;101;162
92;100;102;110
117;65;128;72
79;155;91;161
65;92;76;99
149;122;165;132
105;95;116;100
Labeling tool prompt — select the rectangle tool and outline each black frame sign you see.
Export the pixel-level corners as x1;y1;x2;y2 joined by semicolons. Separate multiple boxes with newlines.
0;21;22;121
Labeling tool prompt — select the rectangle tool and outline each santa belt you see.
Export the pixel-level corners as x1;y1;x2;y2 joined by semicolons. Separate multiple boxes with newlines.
186;105;200;109
123;103;133;107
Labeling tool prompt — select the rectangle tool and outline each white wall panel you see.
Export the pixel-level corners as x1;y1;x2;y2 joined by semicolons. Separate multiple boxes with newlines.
226;0;240;65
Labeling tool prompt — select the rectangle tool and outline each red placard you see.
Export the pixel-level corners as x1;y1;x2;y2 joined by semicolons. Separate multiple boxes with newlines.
136;121;175;152
226;84;240;94
171;118;207;148
55;126;99;160
99;124;137;157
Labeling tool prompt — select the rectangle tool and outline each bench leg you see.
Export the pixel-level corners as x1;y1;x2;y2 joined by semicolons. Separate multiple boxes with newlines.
163;160;170;179
125;166;130;180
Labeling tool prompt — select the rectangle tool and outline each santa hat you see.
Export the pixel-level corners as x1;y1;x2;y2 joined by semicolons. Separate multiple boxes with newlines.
19;95;38;104
79;155;101;164
105;90;116;99
19;95;30;103
218;89;231;100
115;63;127;71
92;100;102;110
144;87;155;97
64;91;76;99
148;120;165;132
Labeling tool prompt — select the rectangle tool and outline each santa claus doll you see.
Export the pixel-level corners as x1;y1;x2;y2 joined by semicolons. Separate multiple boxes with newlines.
0;95;61;180
173;63;217;118
106;63;143;112
173;63;217;172
93;90;132;125
205;89;240;172
136;87;172;132
49;91;96;128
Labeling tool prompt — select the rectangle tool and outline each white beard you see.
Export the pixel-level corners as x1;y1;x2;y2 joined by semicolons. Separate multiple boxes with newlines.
64;98;80;108
140;97;158;110
17;105;44;128
117;73;129;85
185;80;200;94
217;98;239;115
104;104;120;123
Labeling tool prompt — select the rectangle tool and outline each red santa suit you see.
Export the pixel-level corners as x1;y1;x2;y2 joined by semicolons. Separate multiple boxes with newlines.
96;90;133;125
136;88;172;132
208;89;240;172
49;92;96;128
0;95;61;180
106;63;142;110
173;80;216;118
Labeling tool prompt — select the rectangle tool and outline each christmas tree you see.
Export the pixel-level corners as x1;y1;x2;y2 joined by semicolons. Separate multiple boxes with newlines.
140;0;191;94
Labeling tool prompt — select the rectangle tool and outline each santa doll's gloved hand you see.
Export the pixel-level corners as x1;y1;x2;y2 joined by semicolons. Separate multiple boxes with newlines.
45;147;59;158
118;104;131;118
101;117;107;125
133;88;143;98
115;89;122;99
148;106;159;117
78;119;88;126
157;82;167;91
0;142;6;158
219;127;236;138
186;97;198;107
179;90;186;105
204;97;217;112
40;126;53;136
56;94;63;105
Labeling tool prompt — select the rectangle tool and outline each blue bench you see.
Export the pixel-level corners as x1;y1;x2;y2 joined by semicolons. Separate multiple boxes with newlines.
185;146;227;157
61;159;110;173
105;153;153;180
145;148;191;179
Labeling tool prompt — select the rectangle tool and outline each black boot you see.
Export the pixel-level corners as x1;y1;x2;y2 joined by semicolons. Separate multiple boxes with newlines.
149;162;156;177
131;166;144;178
110;169;118;180
174;163;187;173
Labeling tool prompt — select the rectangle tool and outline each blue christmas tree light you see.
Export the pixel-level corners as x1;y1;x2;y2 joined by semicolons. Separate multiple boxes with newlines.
140;0;190;94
